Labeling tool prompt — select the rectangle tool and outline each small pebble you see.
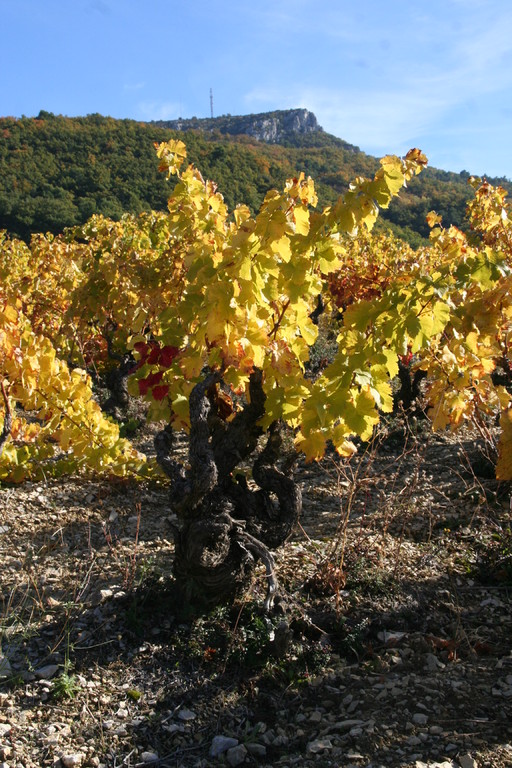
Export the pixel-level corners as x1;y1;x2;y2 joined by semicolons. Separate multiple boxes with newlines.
35;664;59;680
246;743;267;757
60;755;83;768
141;752;159;764
307;738;333;753
210;736;239;757
226;744;248;767
178;708;196;721
458;755;478;768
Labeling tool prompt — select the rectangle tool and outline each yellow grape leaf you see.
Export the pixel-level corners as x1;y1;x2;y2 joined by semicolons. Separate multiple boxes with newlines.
294;429;327;462
470;250;501;290
250;343;265;370
329;387;379;441
293;205;310;236
281;399;303;426
479;357;496;375
156;140;187;175
334;204;358;236
408;301;451;352
2;304;18;324
233;205;251;226
223;365;250;393
259;385;285;429
39;351;57;375
359;196;379;230
403;148;428;175
297;313;318;346
343;299;382;332
179;350;206;379
59;426;75;452
265;210;288;240
268;340;297;378
270;236;292;262
238;256;252;281
164;139;187;158
429;394;451;431
380;156;405;192
207;312;230;344
378;348;399;379
330;424;358;457
441;346;458;367
448;393;470;428
370;380;393;413
12;445;31;466
426;211;443;228
131;307;149;334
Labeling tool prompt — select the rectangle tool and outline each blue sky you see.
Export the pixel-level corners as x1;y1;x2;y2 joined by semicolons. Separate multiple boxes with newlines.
2;0;512;179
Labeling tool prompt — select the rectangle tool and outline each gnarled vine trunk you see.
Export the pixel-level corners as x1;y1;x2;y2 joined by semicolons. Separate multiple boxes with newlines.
102;325;135;419
394;359;427;412
154;370;301;610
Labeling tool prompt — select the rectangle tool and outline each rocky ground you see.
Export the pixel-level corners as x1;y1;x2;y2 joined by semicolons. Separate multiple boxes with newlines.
0;420;512;768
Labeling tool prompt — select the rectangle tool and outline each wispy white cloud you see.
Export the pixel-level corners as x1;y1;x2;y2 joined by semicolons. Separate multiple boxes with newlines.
245;84;443;153
452;23;512;91
124;82;145;92
136;101;183;121
245;0;512;166
123;81;146;93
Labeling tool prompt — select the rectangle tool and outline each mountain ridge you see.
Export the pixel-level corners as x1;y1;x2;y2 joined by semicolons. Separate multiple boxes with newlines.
151;108;360;152
152;107;321;142
0;109;510;244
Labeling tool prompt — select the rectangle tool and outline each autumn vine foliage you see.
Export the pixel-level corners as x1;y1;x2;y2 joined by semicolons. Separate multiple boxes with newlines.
0;204;195;481
3;135;512;605
1;139;512;517
66;211;189;370
417;181;512;478
0;299;146;482
127;141;429;445
128;142;512;474
326;229;436;310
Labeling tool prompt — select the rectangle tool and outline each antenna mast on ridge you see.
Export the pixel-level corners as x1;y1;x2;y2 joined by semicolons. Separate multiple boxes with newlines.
210;88;214;119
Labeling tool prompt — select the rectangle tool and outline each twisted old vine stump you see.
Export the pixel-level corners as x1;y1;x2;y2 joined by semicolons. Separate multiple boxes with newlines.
155;370;301;610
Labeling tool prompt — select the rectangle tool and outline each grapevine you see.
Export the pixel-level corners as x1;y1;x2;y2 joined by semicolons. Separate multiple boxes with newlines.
3;136;512;607
0;298;148;482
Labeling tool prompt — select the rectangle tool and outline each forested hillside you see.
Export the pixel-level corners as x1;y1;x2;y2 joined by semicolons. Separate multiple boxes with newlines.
1;109;510;244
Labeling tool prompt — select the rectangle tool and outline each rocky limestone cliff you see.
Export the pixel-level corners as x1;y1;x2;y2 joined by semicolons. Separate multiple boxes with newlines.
151;108;322;144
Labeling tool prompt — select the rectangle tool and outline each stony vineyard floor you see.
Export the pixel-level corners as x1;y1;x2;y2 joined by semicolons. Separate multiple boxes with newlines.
0;422;511;768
